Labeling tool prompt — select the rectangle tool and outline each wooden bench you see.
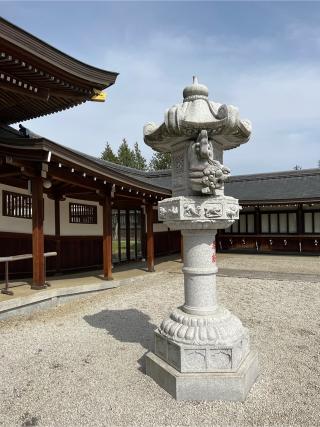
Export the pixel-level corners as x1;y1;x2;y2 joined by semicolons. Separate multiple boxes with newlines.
0;252;57;296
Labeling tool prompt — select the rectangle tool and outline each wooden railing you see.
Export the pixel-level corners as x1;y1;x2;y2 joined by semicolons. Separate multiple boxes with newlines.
0;252;57;296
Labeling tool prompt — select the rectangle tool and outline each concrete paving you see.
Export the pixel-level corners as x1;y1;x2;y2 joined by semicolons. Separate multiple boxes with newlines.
0;256;182;302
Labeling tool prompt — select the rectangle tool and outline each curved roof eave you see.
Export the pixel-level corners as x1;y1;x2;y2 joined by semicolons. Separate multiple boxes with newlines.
0;17;118;88
0;137;171;195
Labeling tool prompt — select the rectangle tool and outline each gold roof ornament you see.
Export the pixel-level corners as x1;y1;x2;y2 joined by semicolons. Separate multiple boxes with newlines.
90;89;107;102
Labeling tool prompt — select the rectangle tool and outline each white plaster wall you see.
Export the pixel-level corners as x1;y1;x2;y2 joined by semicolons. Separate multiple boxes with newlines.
44;196;55;235
0;185;104;236
60;197;103;236
0;184;55;235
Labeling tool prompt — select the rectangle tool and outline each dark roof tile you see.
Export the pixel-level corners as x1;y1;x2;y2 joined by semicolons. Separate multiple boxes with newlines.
225;169;320;201
1;125;319;201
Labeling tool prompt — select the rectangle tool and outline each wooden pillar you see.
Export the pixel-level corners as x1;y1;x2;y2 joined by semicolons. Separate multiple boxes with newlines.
31;176;45;289
297;203;304;235
126;210;130;261
255;206;261;235
146;203;155;272
54;198;61;274
102;189;113;280
141;208;146;259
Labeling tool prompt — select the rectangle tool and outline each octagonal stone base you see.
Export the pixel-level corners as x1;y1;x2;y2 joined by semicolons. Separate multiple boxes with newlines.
145;350;258;401
154;329;250;373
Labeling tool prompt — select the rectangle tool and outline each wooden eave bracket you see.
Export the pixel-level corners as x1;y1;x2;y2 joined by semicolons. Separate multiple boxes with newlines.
5;156;49;178
0;71;50;100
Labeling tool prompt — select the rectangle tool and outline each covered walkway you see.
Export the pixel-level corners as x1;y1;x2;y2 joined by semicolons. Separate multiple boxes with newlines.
0;255;182;303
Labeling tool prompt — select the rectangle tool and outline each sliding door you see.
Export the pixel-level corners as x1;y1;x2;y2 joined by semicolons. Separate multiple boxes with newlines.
112;208;143;263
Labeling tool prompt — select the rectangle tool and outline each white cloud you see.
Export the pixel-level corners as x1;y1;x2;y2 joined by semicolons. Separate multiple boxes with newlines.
20;21;320;175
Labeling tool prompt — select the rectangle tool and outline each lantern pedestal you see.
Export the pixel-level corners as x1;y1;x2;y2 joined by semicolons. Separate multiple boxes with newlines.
146;349;258;401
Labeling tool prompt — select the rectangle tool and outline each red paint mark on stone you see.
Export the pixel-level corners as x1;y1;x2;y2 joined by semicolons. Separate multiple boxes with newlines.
211;240;216;263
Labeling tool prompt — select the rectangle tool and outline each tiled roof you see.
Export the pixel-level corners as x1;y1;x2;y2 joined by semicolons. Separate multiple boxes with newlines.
0;125;171;194
144;168;320;202
1;125;319;201
224;169;320;201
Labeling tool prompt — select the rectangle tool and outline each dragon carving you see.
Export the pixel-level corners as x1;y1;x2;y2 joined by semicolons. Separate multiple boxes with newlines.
188;130;230;195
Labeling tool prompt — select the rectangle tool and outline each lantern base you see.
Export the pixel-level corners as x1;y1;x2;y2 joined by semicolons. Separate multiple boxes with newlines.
145;350;258;401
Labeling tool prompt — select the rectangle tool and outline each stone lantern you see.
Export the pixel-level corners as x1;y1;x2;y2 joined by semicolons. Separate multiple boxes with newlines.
144;77;258;401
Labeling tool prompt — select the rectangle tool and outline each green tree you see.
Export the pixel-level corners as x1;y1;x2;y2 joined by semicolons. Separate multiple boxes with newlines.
133;142;147;170
149;151;172;170
117;138;136;168
101;139;148;169
100;142;118;163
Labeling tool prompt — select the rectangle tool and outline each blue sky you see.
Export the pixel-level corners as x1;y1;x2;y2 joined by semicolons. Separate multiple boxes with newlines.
1;1;320;174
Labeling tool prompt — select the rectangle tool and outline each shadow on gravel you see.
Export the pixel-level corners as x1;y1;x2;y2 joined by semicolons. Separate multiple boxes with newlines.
83;308;157;372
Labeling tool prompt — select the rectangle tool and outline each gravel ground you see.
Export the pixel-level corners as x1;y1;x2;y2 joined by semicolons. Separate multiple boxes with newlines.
0;269;319;427
217;253;320;275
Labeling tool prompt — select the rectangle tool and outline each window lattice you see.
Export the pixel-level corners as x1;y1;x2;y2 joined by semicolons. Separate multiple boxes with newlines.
69;203;97;224
2;190;32;219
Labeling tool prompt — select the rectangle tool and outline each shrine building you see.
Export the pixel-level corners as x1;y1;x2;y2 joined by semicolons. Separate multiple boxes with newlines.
0;17;179;287
0;18;319;288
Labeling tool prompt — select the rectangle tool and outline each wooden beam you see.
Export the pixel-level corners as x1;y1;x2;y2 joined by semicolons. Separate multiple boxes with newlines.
113;199;142;210
48;166;104;192
63;191;99;197
5;157;37;177
0;171;20;178
0;176;28;189
0;149;48;163
146;204;155;272
31;176;45;289
115;192;146;201
102;188;113;280
45;181;71;200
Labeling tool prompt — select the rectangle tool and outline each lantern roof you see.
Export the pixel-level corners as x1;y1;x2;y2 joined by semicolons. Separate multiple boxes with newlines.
144;77;251;152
